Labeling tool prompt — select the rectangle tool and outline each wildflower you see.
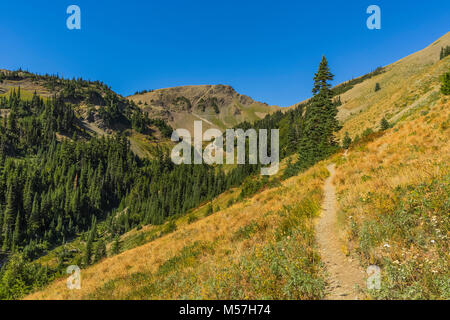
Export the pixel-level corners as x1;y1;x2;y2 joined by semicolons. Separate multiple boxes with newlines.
430;239;435;244
383;243;390;248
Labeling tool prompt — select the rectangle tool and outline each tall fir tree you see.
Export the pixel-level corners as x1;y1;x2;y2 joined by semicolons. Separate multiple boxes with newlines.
342;132;352;149
441;72;450;95
380;117;390;131
297;56;340;169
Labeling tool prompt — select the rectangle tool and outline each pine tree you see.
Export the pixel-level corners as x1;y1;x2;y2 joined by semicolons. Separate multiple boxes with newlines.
440;46;450;60
375;83;381;92
93;239;106;263
206;202;213;216
111;236;120;255
29;194;40;236
2;184;16;251
297;56;340;169
23;180;33;215
83;217;97;265
441;72;450;95
380;117;390;131
342;132;352;149
12;213;21;252
84;232;93;266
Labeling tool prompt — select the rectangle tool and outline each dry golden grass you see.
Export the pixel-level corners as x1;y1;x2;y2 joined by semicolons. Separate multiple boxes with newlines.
334;95;449;298
336;32;450;141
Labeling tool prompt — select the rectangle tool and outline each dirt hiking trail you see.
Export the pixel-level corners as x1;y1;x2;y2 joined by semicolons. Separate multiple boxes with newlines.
316;163;366;300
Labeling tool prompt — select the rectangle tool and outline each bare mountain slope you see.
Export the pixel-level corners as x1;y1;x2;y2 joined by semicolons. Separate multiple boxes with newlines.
128;84;281;133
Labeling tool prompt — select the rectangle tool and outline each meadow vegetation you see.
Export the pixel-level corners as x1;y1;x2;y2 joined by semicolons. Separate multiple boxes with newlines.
335;97;449;299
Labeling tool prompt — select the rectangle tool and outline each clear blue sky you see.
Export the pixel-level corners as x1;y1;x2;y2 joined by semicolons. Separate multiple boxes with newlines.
1;1;449;106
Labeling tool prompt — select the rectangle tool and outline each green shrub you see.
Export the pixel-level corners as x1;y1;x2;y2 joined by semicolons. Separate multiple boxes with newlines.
380;117;390;131
342;132;352;149
232;222;260;241
160;220;177;236
375;82;381;92
187;215;198;224
362;128;374;137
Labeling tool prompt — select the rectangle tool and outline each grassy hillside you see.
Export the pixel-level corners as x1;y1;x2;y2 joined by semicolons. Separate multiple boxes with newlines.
27;158;330;299
336;32;450;140
333;86;449;299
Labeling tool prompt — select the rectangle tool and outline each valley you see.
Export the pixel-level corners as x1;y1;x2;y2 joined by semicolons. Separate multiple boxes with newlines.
0;31;449;301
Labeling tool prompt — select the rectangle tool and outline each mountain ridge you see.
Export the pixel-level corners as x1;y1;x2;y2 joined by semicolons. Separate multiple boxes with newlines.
127;84;281;133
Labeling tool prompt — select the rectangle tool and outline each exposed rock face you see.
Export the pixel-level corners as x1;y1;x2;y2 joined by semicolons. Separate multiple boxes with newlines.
128;84;280;132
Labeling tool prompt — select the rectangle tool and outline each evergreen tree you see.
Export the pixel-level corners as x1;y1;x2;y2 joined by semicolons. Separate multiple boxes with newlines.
297;56;340;169
111;236;120;255
206;202;214;216
375;83;381;92
93;239;106;263
84;233;93;266
2;184;16;252
12;213;21;252
342;132;352;149
83;217;97;265
440;46;450;60
441;72;450;95
380;117;390;131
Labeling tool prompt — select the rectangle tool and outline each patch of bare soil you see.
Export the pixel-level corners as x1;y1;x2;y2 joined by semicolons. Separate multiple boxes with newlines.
316;164;366;300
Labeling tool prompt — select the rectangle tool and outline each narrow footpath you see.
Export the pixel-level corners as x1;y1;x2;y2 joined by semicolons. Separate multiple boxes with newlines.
316;163;365;300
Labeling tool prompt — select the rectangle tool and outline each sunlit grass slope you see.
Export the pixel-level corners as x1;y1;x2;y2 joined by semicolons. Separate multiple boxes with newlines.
334;94;449;299
329;32;450;299
27;162;329;299
336;32;450;140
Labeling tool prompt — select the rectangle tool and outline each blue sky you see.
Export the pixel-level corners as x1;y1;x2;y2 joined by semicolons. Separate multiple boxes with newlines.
0;1;449;106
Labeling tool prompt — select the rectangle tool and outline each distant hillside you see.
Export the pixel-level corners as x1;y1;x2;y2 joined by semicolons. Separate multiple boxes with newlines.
335;31;450;140
0;69;174;156
128;84;281;133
